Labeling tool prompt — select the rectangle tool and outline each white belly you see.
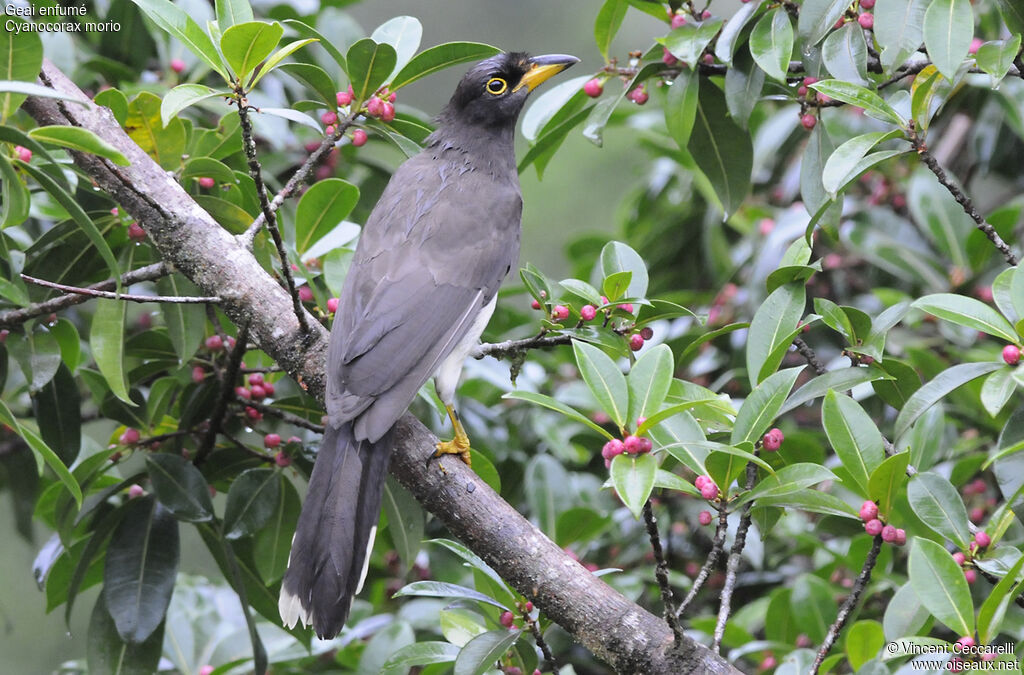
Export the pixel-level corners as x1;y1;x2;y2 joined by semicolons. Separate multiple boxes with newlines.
434;294;497;405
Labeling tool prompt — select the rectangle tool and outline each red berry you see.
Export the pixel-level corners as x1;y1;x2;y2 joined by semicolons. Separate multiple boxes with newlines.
205;335;224;351
628;87;648;105
865;518;884;535
580;304;597;321
618;303;634;313
263;382;275;397
351;129;368;147
1003;345;1020;365
964;569;976;583
531;299;541;310
325;125;336;136
860;0;875;7
640;327;654;340
381;102;396;122
700;483;719;500
524;601;533;612
662;48;678;66
796;634;812;648
583;78;603;98
191;366;206;383
553;305;569;321
250;384;267;400
388;92;397;103
499;610;515;628
321;111;338;125
981;651;996;662
881;525;898;542
170;58;186;73
198;176;215;189
623;435;643;454
760;655;777;671
701;9;711;19
246;373;263;387
670;13;687;29
127;222;146;242
762;429;783;451
975;531;991;548
859;501;879;522
695;475;710;489
366;96;384;117
698;510;713;526
956;636;975;649
702;53;715;65
336;90;352;106
895;528;906;546
639;437;653;453
128;484;145;498
797;85;808;97
119;428;140;445
952;551;966;566
602;439;625;459
14;145;31;163
968;37;983;55
801;113;817;130
629;334;644;351
199;666;214;675
298;286;314;302
857;12;873;29
969;507;985;523
264;433;281;449
245;408;262;423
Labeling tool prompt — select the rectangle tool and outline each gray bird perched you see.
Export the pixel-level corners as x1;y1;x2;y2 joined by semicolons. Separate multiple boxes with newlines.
279;51;578;639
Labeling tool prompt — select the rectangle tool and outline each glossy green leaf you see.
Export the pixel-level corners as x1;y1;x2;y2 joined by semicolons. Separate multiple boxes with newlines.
159;84;224;127
823;130;904;196
912;293;1018;343
780;365;889;416
281;19;347;72
382;641;460;675
223;468;281;540
724;47;763;129
923;0;973;81
800;123;836;218
756;489;860;519
798;0;852;45
155;275;205;366
249;39;319;88
220;21;283;82
735;463;837;506
427;538;509;595
254;475;300;584
909;537;974;636
600;241;648;300
130;0;228;80
822;391;885;498
125;92;186;171
31;363;81;466
503;391;614;440
610;453;657;519
976;36;1022;88
294;178;360;254
688;75;752;217
749;8;793;81
869;452;909;517
87;594;164;675
215;0;252;29
846;620;885;670
0;20;42;120
393;581;509;611
894;362;1004;441
876;0;928;70
556;507;613;547
732;366;804;445
627;344;673;426
665;68;699;147
382;476;424;574
883;582;931;641
716;0;762;63
29;126;129;165
50;318;81;372
993;0;1024;32
8;328;61;392
103;496;179;642
978;553;1024;644
594;0;628;60
346;38;398;103
746;282;805;387
980;367;1016;417
90;299;133;406
650;411;708;476
809;80;904;126
524;454;569;537
453;629;521;675
371;16;422;79
145;453;214;523
0;400;82;508
0;153;28;229
391;42;502;91
791;574;835;643
574;340;629;428
822;22;868;86
907;472;971;549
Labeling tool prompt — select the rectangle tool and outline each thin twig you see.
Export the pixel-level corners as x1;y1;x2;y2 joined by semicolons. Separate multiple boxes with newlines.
811;536;883;674
908;126;1018;266
642;499;685;646
196;321;250;464
234;97;310;334
473;333;573;360
676;504;728;618
0;262;170;328
793;336;826;376
20;274;220;304
528;616;560;674
235;396;324;433
712;461;758;652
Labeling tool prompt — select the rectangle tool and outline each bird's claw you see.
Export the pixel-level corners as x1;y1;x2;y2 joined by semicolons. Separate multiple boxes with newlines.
434;436;472;466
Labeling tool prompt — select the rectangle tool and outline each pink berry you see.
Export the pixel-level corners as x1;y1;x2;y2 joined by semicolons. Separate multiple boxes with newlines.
670;14;687;29
975;531;991;548
14;145;31;163
170;58;186;74
895;528;906;546
325;125;336;136
759;218;775;235
796;634;812;648
640;327;654;340
199;666;215;675
235;386;251;400
695;475;709;489
321;111;338;125
860;0;875;7
531;299;541;310
380;102;396;122
817;92;832;105
499;611;515;628
762;428;783;451
601;439;625;460
205;335;223;351
623;435;643;454
553;305;570;321
583;78;603;98
198;177;215;189
128;484;145;498
662;48;678;66
797;85;808;97
639;437;653;453
1003;345;1020;365
580;304;597;321
629;334;645;351
326;297;340;313
250;384;267;400
524;601;533;612
968;37;983;55
881;525;898;543
981;651;996;662
245;406;262;422
698;510;713;526
191;366;206;383
956;636;975;649
247;373;264;387
298;286;314;302
859;501;879;522
366;96;384;117
628;87;648;105
264;433;281;449
337;90;352;106
388;92;397;103
263;382;275;397
964;569;976;583
701;9;711;19
801;113;817;130
760;655;777;670
803;76;819;86
858;12;873;29
618;303;634;314
865;518;884;536
952;551;967;565
120;428;141;445
700;483;719;500
351;129;368;147
110;207;119;216
127;222;146;242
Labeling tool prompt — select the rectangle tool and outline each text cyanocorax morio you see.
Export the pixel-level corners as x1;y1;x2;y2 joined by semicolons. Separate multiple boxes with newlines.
279;51;578;639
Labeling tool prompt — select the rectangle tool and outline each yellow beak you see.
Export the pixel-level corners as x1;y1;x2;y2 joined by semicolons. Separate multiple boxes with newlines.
513;54;580;92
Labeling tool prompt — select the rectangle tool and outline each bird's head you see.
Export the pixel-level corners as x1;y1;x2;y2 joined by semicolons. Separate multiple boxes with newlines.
440;52;579;131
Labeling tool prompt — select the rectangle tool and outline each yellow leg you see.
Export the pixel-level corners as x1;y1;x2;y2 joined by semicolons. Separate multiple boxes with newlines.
434;404;472;466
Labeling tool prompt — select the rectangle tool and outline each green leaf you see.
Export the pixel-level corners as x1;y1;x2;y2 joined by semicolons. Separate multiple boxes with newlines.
876;0;928;70
627;344;674;426
976;36;1022;88
599;241;648;299
427;538;510;596
907;472;971;549
688;77;752;217
594;0;628;60
731;366;804;445
909;537;975;636
145;453;214;523
221;21;284;82
50;318;81;372
503;391;614;440
294;178;360;254
574;340;629;428
724;47;764;129
746;282;805;387
791;574;835;643
28;126;129;165
0;153;29;229
391;42;502;91
798;0;853;45
215;0;252;29
8;328;61;392
155;275;206;366
749;8;793;82
556;507;613;547
346;38;398;103
371;16;422;80
453;629;522;675
869;452;909;517
650;412;709;476
0;21;42;120
665;68;699;147
90;299;133;406
809;80;904;126
559;278;603;305
382;476;424;574
249;39;319;89
779;365;889;416
883;582;931;640
159;84;224;127
87;594;164;675
993;0;1024;33
102;496;179;642
254;475;300;584
610;453;657;519
846;620;885;671
382;641;460;675
894;362;1004;441
393;581;510;611
281;19;347;73
822;130;904;197
978;553;1024;644
822;391;885;498
125;91;186;171
800;124;837;218
223;468;281;540
602;270;632;302
735;463;837;506
980;367;1016;417
663;19;724;65
911;293;1018;343
716;0;762;63
0;400;82;508
822;22;869;86
923;0;973;81
130;0;228;80
278;62;338;107
31;364;81;466
756;489;860;519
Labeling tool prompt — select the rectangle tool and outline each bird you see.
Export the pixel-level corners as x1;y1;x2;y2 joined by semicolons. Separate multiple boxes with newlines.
279;51;578;639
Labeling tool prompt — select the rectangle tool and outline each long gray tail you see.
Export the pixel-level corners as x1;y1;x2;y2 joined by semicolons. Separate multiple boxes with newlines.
279;422;392;639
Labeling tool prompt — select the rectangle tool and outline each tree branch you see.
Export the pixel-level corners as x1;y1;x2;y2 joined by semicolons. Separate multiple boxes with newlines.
24;59;740;675
713;461;758;652
20;273;220;304
676;504;728;619
643;499;685;646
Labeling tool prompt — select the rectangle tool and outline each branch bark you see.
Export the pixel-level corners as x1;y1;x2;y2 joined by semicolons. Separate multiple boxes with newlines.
23;60;740;675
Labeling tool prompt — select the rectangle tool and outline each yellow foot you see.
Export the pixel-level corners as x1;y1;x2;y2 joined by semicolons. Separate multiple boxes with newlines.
432;404;472;466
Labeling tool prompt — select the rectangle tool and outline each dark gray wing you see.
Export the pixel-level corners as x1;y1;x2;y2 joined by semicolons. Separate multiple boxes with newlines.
326;151;521;442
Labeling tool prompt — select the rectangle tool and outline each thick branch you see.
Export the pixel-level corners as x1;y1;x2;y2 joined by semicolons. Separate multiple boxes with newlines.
24;60;740;675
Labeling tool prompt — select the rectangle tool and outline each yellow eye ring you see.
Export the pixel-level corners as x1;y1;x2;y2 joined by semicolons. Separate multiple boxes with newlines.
486;77;508;95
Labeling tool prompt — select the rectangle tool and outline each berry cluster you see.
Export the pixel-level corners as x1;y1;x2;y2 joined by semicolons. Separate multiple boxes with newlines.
601;418;654;468
858;500;906;546
532;294;652;351
695;475;720;501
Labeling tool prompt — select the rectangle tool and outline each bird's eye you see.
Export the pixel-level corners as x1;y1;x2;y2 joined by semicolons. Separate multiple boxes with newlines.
486;77;508;95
